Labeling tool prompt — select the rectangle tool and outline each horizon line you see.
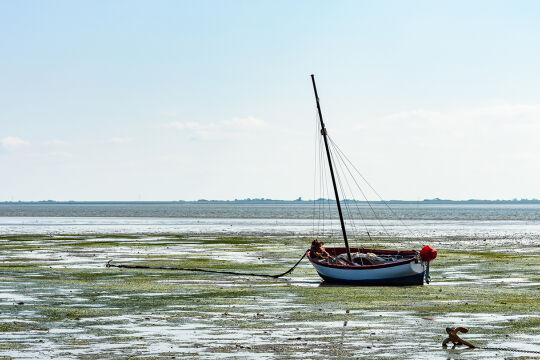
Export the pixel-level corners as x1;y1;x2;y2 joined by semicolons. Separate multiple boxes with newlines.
1;198;539;204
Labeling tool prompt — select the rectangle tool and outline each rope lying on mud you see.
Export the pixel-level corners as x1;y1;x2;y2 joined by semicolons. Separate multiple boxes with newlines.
444;345;540;355
106;250;308;279
477;346;540;355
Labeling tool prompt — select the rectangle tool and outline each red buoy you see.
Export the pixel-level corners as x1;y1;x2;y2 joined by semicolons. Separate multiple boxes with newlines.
420;245;437;262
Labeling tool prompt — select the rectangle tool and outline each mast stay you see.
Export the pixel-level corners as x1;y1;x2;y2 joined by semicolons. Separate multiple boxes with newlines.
310;74;353;263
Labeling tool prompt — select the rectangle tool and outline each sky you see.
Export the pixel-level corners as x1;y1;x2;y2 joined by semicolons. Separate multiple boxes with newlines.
1;0;539;201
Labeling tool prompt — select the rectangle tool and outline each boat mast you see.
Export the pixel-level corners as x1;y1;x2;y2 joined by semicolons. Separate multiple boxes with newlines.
310;74;352;263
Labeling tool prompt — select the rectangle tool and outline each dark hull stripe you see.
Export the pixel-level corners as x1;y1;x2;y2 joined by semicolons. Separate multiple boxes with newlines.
317;272;425;286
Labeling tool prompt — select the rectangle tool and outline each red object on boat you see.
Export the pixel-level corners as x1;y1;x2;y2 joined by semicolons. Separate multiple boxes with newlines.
420;245;437;262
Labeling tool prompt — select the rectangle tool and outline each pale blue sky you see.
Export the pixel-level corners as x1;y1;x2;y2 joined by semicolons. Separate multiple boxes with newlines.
1;1;539;200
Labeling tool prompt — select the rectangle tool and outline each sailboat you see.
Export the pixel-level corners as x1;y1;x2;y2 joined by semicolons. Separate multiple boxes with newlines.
306;75;437;285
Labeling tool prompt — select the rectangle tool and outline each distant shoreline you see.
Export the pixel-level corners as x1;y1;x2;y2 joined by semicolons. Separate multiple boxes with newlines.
1;199;540;205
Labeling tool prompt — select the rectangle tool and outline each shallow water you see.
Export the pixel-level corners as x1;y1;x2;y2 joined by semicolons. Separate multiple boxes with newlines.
2;216;540;243
1;204;539;359
2;202;540;220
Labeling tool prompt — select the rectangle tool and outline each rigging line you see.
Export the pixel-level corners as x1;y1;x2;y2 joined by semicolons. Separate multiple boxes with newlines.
320;137;335;241
328;137;417;238
329;146;350;228
313;111;321;238
327;136;392;238
330;139;371;250
327;138;361;249
316;113;326;238
323;141;342;244
329;138;362;228
329;136;392;239
331;151;351;243
322;143;337;242
329;135;373;236
333;153;360;249
316;126;320;237
330;150;366;264
316;114;322;235
312;112;320;238
319;129;326;237
320;141;332;241
328;143;357;240
318;127;325;237
323;144;336;241
328;138;371;244
341;166;372;244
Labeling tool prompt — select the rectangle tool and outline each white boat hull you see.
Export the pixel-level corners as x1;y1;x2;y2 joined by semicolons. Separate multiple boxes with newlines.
307;248;426;286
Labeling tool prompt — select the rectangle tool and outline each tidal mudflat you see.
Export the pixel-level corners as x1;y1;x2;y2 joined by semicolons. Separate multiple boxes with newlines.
1;233;539;359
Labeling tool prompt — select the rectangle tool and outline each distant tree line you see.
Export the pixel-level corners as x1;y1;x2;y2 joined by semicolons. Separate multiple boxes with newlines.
2;198;539;205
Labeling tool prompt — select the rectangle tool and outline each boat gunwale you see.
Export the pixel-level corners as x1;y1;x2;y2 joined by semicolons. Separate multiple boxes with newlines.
306;247;418;270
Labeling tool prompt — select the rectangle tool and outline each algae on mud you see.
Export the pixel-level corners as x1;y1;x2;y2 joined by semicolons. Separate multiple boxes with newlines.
0;233;539;359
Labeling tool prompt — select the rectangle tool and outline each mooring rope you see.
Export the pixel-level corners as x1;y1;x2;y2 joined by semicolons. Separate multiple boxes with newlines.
106;250;308;279
477;346;540;354
443;345;540;355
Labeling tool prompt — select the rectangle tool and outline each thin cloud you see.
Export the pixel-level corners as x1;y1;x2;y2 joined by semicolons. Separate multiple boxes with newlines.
378;103;540;126
159;111;179;118
164;116;268;140
1;136;29;151
28;151;73;159
45;140;70;146
166;121;218;131
354;102;540;150
109;137;133;144
225;116;268;129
